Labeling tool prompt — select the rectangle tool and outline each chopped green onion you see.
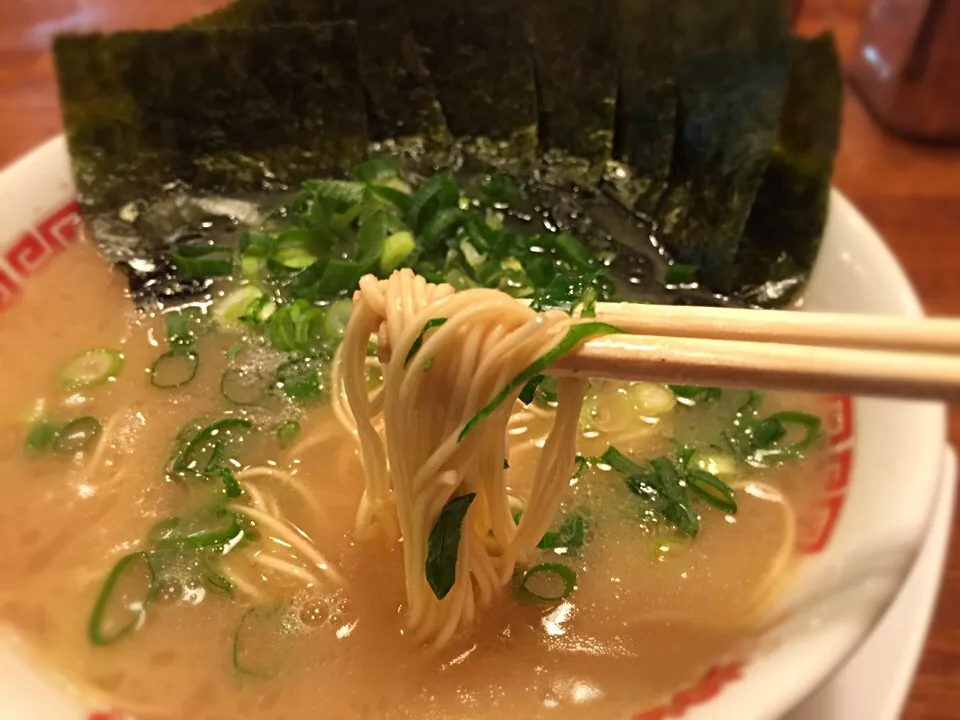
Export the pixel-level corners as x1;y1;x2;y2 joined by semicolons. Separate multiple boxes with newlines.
534;376;560;407
726;409;822;467
272;229;318;269
418;208;464;250
239;296;275;326
233;604;290;678
665;263;699;285
310;259;367;297
221;368;268;406
529;272;604;315
88;552;155;646
225;343;244;360
537;515;587;553
151;350;199;389
239;230;274;257
516;563;577;603
407;172;459;231
600;447;699;537
164;311;193;347
171;417;254;479
171;242;234;277
275;356;325;403
669;385;722;404
518;375;544;405
322;300;353;341
214;286;264;328
52;416;102;453
467;173;525;207
380;231;416;274
276;420;301;447
268;300;320;353
685;469;738;514
59;348;124;391
425;493;476;600
24;420;60;454
754;417;788;448
150;506;243;550
204;565;235;595
547;233;593;271
351;156;401;183
370;184;413;213
303;179;366;205
459;322;620;441
405;317;448;366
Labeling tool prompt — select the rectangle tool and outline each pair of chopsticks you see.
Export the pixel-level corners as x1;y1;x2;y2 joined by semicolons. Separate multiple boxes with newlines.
550;303;960;401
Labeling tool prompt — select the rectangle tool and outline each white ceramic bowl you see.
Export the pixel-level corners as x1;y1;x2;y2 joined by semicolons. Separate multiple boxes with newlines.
0;137;948;720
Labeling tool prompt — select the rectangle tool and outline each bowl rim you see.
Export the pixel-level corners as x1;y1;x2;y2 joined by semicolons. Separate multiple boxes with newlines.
0;134;949;720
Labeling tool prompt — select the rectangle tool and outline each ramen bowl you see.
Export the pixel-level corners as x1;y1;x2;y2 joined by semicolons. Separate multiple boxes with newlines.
0;136;947;720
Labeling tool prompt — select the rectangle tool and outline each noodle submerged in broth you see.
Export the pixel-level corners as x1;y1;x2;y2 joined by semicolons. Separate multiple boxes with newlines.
0;165;831;719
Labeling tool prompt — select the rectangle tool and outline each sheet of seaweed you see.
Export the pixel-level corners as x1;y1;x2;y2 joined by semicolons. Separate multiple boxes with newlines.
56;23;368;213
189;0;449;149
654;0;791;290
54;23;368;298
525;0;618;186
403;0;539;169
735;33;843;307
612;0;679;214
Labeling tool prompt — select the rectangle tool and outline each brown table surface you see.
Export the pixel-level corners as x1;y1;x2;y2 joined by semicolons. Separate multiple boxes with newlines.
2;0;960;717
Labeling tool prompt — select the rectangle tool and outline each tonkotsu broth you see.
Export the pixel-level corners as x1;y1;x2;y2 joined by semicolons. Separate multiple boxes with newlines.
0;242;830;719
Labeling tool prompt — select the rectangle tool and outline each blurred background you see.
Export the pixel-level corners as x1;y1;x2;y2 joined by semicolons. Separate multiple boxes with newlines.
0;0;959;717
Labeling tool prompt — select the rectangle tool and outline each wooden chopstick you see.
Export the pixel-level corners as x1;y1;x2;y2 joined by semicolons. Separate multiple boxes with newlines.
589;302;960;354
376;301;960;401
551;334;960;402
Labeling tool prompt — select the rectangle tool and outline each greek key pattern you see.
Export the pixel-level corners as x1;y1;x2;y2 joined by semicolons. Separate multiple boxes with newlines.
0;200;80;312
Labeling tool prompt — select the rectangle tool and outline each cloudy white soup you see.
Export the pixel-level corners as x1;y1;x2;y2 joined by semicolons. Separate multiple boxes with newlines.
0;161;832;719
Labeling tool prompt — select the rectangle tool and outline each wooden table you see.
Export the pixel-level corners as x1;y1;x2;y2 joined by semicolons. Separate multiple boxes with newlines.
1;1;959;717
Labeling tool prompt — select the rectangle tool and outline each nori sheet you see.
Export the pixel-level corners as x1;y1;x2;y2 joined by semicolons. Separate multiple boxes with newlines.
55;23;369;215
525;0;618;187
54;22;369;299
403;0;539;169
189;0;450;151
735;33;843;307
612;0;679;214
654;0;791;290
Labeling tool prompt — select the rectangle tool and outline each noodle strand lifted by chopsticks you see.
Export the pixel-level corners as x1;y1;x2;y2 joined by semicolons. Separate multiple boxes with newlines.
340;269;590;647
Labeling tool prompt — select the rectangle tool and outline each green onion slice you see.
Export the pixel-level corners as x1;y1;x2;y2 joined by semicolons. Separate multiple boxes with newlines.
537;515;587;553
516;563;577;603
322;300;353;341
172;418;254;477
685;469;738;514
151;350;199;389
88;552;155;646
275;356;325;403
171;242;234;277
221;368;268;406
24;420;61;454
150;505;243;550
425;493;476;600
233;604;291;678
59;348;124;391
459;322;620;441
214;286;264;328
53;416;103;453
405;317;447;366
276;420;301;448
665;263;699;285
351;156;401;183
380;231;416;274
